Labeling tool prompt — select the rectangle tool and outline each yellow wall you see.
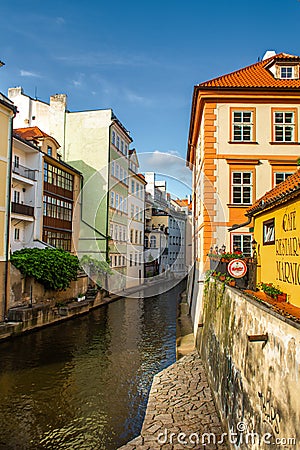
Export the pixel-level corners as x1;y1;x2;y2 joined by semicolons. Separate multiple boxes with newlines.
254;197;300;307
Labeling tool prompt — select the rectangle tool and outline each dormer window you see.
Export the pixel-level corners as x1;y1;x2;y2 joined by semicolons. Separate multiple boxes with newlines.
280;66;293;79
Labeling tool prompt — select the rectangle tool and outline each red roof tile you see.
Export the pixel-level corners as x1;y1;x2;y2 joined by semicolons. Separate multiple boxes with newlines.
174;199;192;211
14;126;51;139
198;53;300;89
247;168;300;215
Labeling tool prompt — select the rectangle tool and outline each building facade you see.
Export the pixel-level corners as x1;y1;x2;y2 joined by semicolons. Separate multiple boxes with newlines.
14;127;82;253
126;150;146;288
0;92;16;320
8;88;137;292
246;168;300;308
187;52;300;276
11;134;41;252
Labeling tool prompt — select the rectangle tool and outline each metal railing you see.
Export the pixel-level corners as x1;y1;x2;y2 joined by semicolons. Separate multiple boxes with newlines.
12;163;37;181
11;202;34;216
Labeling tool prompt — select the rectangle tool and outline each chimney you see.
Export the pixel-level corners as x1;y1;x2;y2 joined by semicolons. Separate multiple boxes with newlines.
262;50;276;61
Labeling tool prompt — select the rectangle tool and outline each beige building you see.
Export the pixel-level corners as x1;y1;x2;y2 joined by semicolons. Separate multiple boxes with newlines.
187;51;300;332
0;90;16;320
126;150;146;288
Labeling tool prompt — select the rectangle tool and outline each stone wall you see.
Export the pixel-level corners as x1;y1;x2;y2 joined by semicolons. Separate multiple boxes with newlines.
9;263;88;309
197;279;300;449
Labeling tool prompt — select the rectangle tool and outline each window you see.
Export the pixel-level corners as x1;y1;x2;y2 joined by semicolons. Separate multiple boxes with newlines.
14;228;20;241
232;234;252;257
274;172;293;185
131;180;135;194
115;164;120;179
110;191;115;208
43;162;73;191
280;66;293;79
263;219;275;245
144;236;149;247
232;110;253;141
134;254;137;266
47;146;52;156
274;111;295;142
13;190;20;204
14;155;20;168
150;236;156;248
125;144;128;156
110;224;113;239
131;205;134;218
232;172;252;204
130;254;133;267
116;135;120;149
121;141;124;154
115;194;119;210
43;229;72;252
111;161;115;177
135;230;138;244
139;231;142;244
120;168;123;182
130;229;133;243
112;131;116;145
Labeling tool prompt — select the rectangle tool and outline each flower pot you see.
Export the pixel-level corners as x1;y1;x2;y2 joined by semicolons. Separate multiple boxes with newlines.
276;293;287;303
219;276;226;281
229;281;236;287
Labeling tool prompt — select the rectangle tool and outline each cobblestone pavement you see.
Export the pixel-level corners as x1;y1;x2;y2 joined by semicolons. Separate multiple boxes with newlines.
118;351;228;450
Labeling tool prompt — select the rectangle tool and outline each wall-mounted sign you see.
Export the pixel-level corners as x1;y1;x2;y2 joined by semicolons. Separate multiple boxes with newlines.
228;259;247;278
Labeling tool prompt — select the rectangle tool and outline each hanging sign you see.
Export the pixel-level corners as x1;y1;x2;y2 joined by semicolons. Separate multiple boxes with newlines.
228;259;247;278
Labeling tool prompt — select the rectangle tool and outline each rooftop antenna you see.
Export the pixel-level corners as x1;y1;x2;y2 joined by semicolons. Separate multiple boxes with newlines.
34;86;38;100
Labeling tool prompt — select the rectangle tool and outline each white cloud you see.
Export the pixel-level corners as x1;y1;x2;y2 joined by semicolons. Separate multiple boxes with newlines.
139;151;192;192
55;17;65;25
20;70;41;78
124;89;154;106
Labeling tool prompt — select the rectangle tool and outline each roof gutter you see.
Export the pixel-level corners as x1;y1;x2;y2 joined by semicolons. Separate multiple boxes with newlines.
228;214;252;232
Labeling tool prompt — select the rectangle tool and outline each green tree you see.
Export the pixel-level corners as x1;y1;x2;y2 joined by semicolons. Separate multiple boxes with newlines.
11;248;80;291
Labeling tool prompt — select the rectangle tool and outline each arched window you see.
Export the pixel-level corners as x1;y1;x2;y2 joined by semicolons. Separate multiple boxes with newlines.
150;235;156;248
144;236;149;248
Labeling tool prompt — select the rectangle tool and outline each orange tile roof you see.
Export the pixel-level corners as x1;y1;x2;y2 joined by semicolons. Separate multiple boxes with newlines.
14;126;51;139
174;199;192;211
247;168;300;215
198;53;300;89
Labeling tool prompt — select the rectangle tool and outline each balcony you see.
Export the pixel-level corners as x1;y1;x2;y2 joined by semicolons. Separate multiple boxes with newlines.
11;202;34;217
12;163;37;181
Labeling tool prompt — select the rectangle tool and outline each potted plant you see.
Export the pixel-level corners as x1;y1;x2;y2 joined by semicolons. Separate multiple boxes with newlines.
219;273;226;281
226;276;236;287
259;282;282;299
276;292;287;302
77;293;86;302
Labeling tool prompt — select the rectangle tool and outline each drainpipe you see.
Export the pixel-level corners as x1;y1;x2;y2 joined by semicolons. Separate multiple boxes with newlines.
3;111;15;321
106;122;112;262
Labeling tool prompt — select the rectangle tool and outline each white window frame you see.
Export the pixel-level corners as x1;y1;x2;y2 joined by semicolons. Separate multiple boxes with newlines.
274;111;295;142
280;66;293;79
274;172;293;185
231;233;252;257
232;171;253;205
232;110;253;141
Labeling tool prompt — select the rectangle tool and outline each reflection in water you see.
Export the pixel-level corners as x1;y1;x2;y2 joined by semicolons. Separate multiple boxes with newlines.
0;281;185;450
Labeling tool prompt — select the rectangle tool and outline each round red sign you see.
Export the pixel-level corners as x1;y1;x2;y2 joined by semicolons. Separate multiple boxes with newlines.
228;259;247;279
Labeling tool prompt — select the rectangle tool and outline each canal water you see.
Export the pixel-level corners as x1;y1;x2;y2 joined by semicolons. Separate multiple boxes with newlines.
0;280;185;450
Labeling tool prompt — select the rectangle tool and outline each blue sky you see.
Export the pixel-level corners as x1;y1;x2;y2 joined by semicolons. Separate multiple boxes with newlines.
1;0;300;197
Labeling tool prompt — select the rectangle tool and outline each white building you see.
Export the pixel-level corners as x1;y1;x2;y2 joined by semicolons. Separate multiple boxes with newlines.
126;150;146;287
11;134;42;252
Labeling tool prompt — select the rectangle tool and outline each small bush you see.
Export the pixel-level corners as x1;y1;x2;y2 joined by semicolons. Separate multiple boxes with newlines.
11;248;80;291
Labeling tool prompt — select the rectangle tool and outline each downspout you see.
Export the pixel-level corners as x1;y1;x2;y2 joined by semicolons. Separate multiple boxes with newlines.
106;122;112;262
4;111;16;320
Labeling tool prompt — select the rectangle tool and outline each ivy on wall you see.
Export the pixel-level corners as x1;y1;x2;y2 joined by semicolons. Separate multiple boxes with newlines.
11;248;80;291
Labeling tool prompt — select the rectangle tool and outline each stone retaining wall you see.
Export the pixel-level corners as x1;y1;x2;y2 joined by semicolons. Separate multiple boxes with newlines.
197;280;300;449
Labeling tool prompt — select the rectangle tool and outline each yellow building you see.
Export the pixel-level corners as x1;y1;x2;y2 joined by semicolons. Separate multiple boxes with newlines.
247;169;300;307
0;92;17;320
